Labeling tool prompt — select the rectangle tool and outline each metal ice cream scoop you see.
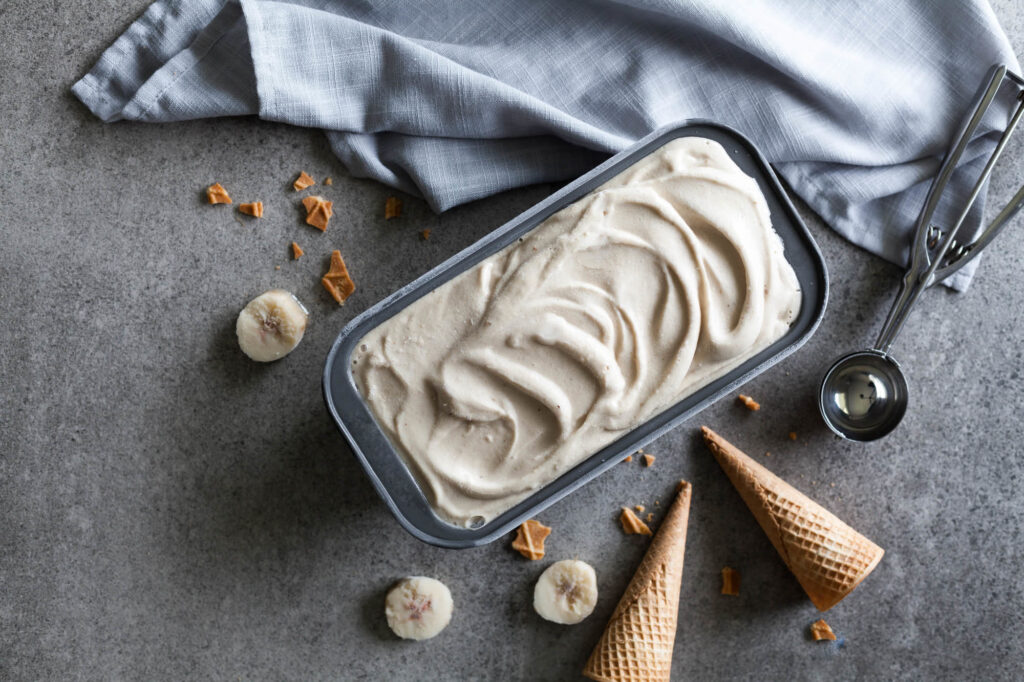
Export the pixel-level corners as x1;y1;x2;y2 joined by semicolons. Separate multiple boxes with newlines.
820;64;1024;441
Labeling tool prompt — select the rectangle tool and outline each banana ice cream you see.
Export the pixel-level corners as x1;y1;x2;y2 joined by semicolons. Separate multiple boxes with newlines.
352;138;802;526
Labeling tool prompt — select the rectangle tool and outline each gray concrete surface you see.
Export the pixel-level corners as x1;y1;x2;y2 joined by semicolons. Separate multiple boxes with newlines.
3;3;1024;680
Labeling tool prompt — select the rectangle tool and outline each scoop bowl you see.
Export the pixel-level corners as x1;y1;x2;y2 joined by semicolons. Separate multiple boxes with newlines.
819;350;908;442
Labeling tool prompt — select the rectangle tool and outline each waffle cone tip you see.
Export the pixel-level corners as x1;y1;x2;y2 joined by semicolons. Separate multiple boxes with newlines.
701;426;884;612
583;480;692;682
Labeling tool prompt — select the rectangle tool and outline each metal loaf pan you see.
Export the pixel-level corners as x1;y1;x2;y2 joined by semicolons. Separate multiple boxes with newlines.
323;121;828;548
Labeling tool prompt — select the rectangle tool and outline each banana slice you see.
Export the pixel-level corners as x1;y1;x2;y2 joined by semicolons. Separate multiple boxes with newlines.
236;289;308;362
533;559;598;624
384;576;454;641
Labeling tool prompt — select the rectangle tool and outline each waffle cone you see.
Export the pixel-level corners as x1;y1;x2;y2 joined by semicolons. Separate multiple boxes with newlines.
583;481;692;682
701;426;884;611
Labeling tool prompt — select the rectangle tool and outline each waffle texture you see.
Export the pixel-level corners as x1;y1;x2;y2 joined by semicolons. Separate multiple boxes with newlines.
583;481;691;682
702;426;884;611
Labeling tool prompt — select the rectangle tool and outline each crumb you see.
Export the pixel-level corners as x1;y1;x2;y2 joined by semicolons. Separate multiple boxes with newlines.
291;242;304;259
789;431;797;440
634;505;645;513
765;451;771;457
619;507;652;536
810;619;837;642
323;177;333;186
206;182;231;204
420;229;431;240
238;201;263;217
654;500;660;506
302;195;333;231
322;249;356;304
511;519;551;560
642;454;655;467
623;455;632;463
646;512;654;522
274;265;281;270
721;567;740;596
384;196;402;219
293;171;315;191
638;448;645;453
831;482;836;488
737;394;760;411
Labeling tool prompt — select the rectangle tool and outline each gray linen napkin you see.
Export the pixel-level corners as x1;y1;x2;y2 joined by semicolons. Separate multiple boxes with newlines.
73;0;1020;290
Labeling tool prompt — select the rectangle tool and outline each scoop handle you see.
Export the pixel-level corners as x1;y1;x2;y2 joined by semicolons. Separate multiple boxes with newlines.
875;64;1024;352
929;178;1024;286
873;271;926;354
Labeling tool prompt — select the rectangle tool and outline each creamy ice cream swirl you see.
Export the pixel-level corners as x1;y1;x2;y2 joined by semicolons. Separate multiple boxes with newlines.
354;138;801;526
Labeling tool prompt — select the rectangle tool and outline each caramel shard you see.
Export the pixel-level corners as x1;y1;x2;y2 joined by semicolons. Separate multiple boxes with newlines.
291;242;304;260
420;229;431;240
206;182;231;204
643;454;656;467
293;171;315;191
511;519;551;560
302;195;333;231
721;566;740;596
646;512;654;522
737;394;760;411
324;177;333;186
634;504;645;513
620;507;652;536
789;431;798;440
322;249;356;305
810;619;837;641
238;201;263;217
384;196;402;220
623;455;633;463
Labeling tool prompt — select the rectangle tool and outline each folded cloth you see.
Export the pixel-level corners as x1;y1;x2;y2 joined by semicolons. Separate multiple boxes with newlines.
73;0;1020;290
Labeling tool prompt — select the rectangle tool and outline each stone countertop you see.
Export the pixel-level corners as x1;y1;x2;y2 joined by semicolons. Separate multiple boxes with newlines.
3;3;1023;680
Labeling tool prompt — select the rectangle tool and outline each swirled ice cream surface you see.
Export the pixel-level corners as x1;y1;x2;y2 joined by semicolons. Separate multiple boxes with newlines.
353;137;801;526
